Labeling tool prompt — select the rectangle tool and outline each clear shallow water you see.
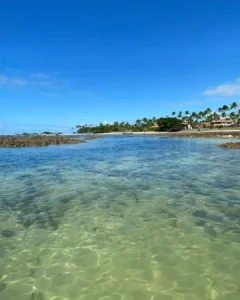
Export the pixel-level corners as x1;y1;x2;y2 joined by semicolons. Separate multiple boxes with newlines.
0;136;240;300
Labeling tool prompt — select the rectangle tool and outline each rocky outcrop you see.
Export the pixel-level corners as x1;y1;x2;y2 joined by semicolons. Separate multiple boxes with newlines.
171;131;240;138
0;137;85;147
219;142;240;149
0;135;105;147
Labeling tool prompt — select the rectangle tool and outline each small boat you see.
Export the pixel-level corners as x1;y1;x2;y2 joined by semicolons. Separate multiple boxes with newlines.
122;130;133;135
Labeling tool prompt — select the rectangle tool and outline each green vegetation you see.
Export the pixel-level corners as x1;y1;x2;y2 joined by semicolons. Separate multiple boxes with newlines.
157;118;182;132
75;119;158;134
74;101;239;133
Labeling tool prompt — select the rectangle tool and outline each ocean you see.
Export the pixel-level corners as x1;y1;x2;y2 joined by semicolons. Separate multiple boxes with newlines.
0;136;240;300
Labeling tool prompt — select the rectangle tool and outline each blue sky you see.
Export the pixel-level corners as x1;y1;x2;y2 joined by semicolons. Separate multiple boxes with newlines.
1;0;240;134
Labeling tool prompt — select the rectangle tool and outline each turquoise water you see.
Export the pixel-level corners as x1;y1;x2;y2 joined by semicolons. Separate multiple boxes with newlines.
0;136;240;300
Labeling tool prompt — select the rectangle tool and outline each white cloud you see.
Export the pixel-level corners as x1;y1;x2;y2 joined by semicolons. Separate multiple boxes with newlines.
204;78;240;96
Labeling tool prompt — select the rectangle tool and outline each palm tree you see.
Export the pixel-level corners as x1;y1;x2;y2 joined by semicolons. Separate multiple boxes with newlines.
177;111;182;119
147;119;153;128
230;102;239;127
222;105;229;112
221;112;227;118
143;117;148;123
206;114;213;122
172;112;176;117
230;102;239;110
136;119;141;125
198;111;205;122
189;112;197;124
213;112;220;121
205;108;212;115
135;119;142;131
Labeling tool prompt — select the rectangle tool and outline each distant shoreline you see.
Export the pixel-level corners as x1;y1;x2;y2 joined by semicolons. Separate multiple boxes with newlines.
98;129;240;138
1;130;240;147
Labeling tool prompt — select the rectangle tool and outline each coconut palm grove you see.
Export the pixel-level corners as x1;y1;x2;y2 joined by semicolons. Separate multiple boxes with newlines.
75;101;240;133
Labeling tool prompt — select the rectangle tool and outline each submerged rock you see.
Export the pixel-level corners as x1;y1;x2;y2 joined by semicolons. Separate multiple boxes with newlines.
204;226;217;238
1;229;16;238
30;293;37;300
170;219;178;228
30;292;45;300
23;215;36;229
0;282;7;292
195;219;206;227
84;135;105;140
192;210;208;218
48;218;59;230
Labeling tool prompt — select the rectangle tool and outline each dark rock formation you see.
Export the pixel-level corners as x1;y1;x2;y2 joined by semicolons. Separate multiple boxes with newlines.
1;229;16;238
0;137;85;147
0;135;105;147
219;142;240;149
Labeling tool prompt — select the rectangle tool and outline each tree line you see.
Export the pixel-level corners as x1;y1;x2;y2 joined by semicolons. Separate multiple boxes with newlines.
75;102;239;133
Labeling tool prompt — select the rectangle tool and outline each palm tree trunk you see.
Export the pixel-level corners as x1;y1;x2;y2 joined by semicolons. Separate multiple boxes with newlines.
234;118;238;128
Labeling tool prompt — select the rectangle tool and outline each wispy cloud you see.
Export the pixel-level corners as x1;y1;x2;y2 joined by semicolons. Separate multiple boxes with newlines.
0;75;7;86
39;89;94;97
0;75;28;87
0;70;94;100
204;78;240;96
0;122;6;130
36;80;53;87
31;72;50;79
40;91;59;97
0;72;54;89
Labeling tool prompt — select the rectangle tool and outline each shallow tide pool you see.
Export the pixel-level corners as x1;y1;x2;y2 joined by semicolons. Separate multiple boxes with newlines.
0;136;240;300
